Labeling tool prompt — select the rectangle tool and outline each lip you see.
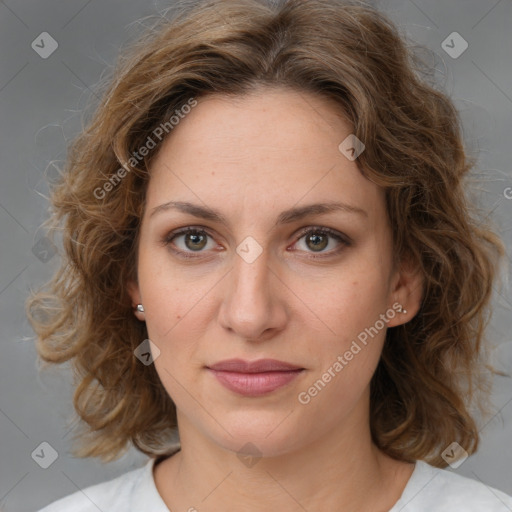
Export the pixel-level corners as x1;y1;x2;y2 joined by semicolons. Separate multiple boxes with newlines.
207;358;303;373
206;359;305;397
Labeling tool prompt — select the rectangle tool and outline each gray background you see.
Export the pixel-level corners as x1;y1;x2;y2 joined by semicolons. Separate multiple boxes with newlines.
1;0;511;510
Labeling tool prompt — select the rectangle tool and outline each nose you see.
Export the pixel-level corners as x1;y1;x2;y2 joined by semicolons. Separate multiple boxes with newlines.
217;247;288;342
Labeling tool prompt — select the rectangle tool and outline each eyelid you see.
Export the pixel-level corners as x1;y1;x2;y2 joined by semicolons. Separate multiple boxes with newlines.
161;225;213;245
160;225;218;258
293;225;352;245
290;226;351;259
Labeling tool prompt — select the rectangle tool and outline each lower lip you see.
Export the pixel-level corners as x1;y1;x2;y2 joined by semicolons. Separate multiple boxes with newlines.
207;369;304;396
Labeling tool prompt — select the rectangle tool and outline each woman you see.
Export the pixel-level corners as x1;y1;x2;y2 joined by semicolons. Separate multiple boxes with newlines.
28;0;511;510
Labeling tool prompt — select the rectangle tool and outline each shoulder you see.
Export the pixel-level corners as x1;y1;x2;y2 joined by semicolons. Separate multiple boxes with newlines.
394;460;512;512
36;462;148;512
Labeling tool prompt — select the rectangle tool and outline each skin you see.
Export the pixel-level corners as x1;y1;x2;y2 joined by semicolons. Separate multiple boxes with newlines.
128;87;424;511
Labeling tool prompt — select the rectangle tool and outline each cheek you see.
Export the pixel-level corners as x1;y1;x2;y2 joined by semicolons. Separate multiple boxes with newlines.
305;261;391;387
321;262;391;335
137;244;212;338
141;278;185;342
301;276;389;409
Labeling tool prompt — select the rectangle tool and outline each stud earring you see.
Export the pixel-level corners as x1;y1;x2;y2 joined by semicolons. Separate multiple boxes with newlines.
136;304;145;313
399;305;407;314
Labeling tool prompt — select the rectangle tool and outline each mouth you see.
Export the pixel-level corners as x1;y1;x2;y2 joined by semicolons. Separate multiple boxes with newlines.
206;358;305;396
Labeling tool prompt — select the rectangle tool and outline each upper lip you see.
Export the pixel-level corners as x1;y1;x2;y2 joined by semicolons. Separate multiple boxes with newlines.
207;358;304;373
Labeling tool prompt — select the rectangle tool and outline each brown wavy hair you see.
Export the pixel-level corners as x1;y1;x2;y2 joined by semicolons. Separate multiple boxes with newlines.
26;0;505;466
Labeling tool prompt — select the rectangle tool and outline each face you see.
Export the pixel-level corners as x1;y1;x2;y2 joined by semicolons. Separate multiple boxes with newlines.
129;87;421;457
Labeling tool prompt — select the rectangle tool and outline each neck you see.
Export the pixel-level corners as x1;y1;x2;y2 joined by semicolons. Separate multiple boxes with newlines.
154;403;414;511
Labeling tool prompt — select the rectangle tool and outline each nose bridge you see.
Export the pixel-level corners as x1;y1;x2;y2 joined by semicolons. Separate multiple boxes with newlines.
231;245;272;314
219;241;285;339
234;245;269;295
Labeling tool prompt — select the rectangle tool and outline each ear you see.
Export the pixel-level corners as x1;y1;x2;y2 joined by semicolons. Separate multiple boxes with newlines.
386;254;424;328
127;279;145;321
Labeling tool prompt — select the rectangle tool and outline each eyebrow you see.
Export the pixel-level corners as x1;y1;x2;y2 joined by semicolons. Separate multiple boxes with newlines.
149;200;367;225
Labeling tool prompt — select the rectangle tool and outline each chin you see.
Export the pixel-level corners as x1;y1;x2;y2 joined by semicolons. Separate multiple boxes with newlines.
220;436;300;461
211;416;306;459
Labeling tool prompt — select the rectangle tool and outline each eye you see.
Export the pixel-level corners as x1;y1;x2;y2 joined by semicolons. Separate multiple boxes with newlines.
162;227;217;259
291;227;350;258
161;225;351;260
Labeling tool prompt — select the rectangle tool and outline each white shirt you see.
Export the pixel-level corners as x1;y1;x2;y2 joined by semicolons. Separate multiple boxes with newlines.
37;456;512;511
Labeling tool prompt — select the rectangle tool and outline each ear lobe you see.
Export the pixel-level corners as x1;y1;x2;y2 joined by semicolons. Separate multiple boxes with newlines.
387;256;424;328
127;280;145;321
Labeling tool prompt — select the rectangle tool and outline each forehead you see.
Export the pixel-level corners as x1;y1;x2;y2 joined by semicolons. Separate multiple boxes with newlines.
146;88;385;225
157;87;352;159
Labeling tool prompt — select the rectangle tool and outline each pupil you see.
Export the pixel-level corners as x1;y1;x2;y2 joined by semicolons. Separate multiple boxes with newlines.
187;233;206;250
308;233;327;251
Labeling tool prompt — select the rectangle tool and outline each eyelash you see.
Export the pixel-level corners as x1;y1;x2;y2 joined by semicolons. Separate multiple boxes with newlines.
161;226;351;260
